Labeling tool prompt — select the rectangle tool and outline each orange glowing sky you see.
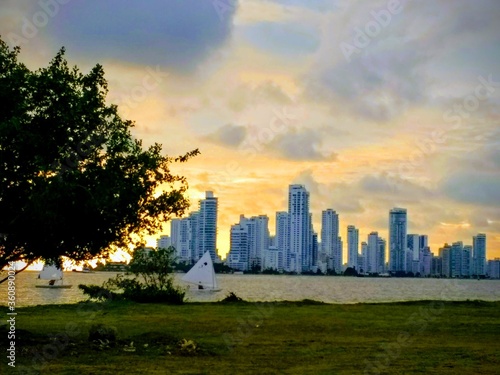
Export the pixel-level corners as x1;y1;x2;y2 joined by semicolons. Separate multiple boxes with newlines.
1;0;499;262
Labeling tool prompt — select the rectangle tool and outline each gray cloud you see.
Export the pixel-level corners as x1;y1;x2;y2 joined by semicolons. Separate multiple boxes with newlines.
44;0;238;73
440;171;500;206
304;0;500;121
359;174;433;202
270;128;337;161
227;81;293;113
205;123;247;147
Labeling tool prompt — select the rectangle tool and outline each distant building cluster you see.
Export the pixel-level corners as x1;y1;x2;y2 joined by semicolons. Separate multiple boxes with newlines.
156;191;219;263
157;186;498;278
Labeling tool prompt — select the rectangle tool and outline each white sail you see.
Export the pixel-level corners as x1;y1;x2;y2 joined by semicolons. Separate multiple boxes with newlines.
182;251;218;289
39;265;63;280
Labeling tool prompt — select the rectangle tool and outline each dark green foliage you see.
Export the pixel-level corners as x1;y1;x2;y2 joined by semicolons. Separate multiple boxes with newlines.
78;284;121;301
344;267;358;276
88;324;117;344
220;291;244;303
0;38;198;274
262;267;280;275
81;247;186;304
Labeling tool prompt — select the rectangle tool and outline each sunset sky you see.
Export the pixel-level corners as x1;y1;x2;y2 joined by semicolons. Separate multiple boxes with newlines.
1;0;499;261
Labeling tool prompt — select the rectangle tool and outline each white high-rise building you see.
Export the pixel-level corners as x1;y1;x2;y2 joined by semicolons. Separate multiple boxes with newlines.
156;235;171;250
170;218;191;262
439;244;452;277
450;241;463;278
347;225;359;269
462;245;472;277
228;215;249;271
360;241;368;273
198;191;218;261
419;235;428;251
389;208;407;272
227;214;270;271
321;209;340;272
367;232;383;274
248;215;270;270
288;185;311;273
377;237;386;274
488;259;500;279
276;211;289;265
407;234;420;261
264;246;284;272
420;247;432;276
188;211;199;261
473;233;486;276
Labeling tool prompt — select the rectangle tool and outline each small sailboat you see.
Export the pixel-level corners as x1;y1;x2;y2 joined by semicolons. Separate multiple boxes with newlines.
36;264;72;289
182;251;221;292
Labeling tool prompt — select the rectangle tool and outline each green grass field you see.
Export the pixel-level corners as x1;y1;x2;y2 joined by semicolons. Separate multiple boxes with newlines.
4;300;500;374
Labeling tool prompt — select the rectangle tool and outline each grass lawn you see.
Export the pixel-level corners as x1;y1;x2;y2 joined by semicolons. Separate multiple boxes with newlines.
4;300;500;374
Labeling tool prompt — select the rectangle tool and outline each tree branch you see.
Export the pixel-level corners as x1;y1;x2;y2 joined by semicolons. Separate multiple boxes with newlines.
0;262;32;284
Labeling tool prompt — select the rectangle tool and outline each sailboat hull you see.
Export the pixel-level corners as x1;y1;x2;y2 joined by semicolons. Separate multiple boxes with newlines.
189;286;221;292
35;285;72;289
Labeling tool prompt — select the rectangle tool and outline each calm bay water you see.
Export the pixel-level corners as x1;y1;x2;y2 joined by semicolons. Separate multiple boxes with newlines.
1;271;500;307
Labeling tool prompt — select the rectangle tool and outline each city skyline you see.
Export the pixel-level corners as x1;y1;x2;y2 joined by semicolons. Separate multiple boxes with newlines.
164;185;495;272
2;1;499;261
155;184;498;264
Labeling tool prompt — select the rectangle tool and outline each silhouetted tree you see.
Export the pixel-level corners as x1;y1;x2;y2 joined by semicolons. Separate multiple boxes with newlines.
0;38;198;282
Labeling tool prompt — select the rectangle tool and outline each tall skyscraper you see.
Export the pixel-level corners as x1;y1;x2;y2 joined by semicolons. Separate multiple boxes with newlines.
227;214;269;271
188;211;200;261
228;215;249;271
347;225;359;269
367;232;385;274
389;208;407;272
360;241;368;273
407;234;420;261
198;191;218;261
367;232;379;274
377;237;386;274
276;211;289;267
311;232;318;269
321;209;340;272
170;218;191;262
473;233;486;276
288;185;311;273
419;235;428;251
439;243;452;277
249;215;270;270
450;241;463;278
462;245;472;277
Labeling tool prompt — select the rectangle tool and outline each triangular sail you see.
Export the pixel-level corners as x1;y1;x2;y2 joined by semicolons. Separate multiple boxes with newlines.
182;251;217;289
39;265;63;280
